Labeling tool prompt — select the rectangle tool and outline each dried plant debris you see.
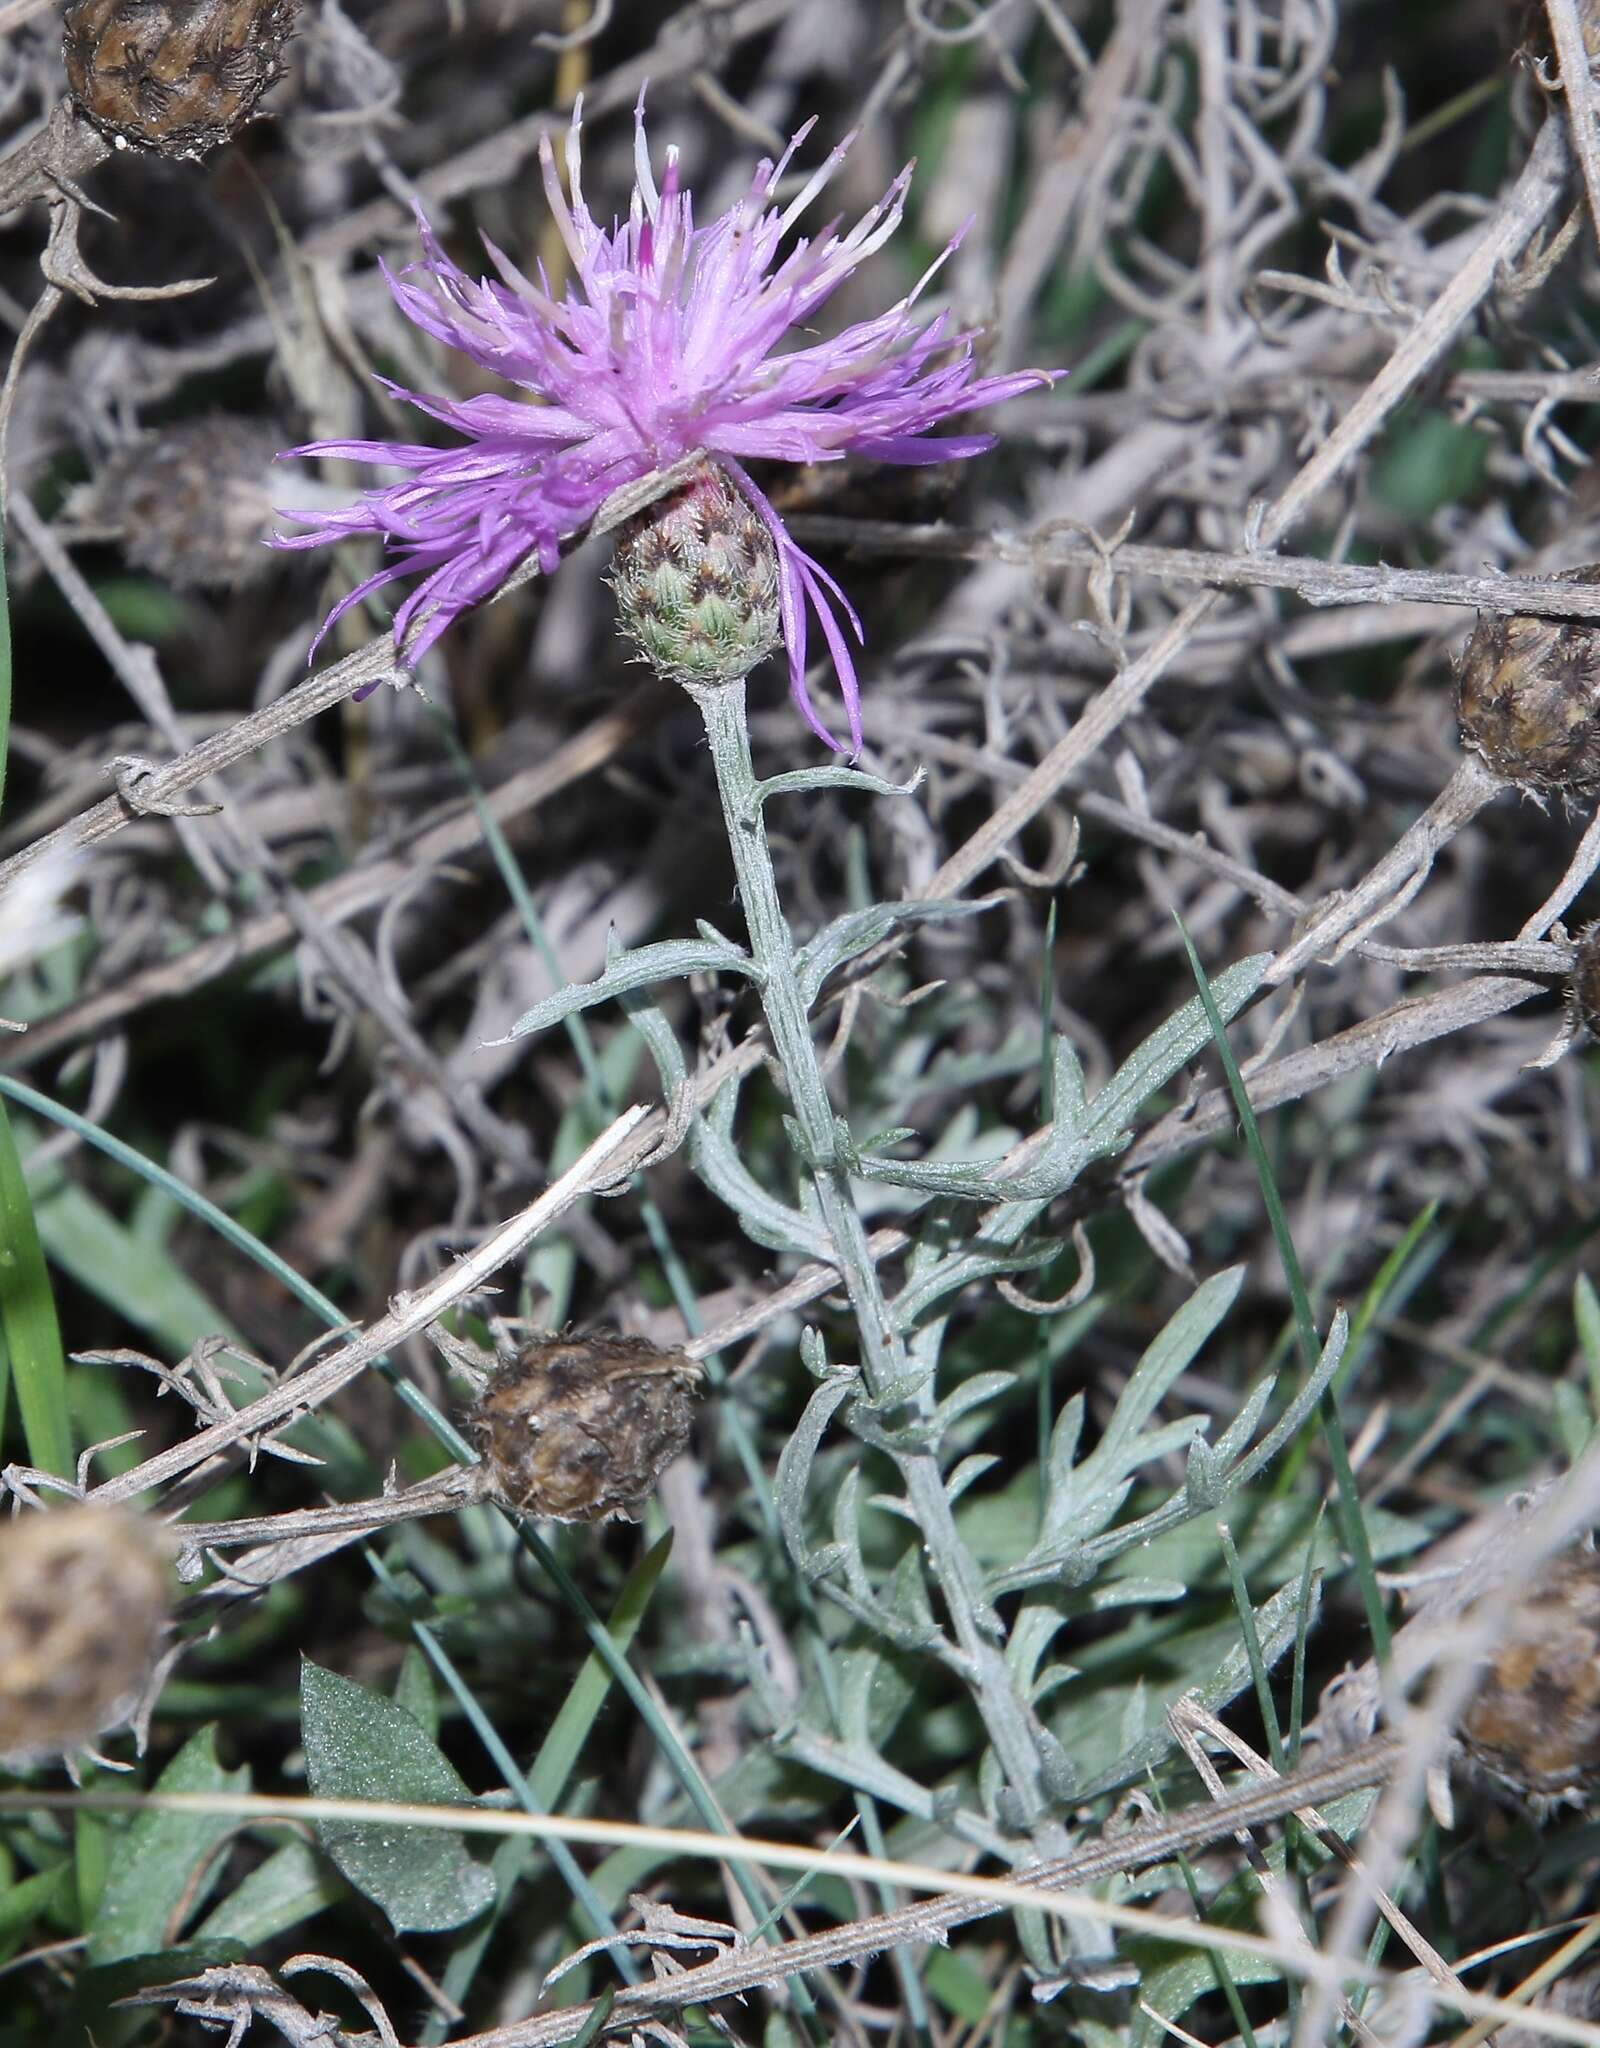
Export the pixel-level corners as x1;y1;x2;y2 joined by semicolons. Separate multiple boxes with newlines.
1516;0;1600;64
1572;921;1600;1036
0;1504;170;1763
71;415;284;589
1457;1537;1600;1802
469;1332;702;1523
63;0;297;159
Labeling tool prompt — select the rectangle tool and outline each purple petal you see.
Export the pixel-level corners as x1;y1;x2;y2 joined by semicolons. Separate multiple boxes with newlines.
274;97;1061;744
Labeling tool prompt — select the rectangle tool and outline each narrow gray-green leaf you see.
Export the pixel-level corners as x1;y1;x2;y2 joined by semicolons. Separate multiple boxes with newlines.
507;935;753;1040
795;896;1000;1007
1081;952;1270;1149
774;1371;855;1571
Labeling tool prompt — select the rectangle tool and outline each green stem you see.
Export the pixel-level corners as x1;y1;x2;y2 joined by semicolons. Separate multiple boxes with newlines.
687;676;1051;1833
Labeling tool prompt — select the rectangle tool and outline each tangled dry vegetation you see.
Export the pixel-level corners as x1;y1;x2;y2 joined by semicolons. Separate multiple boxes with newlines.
3;1;1600;2044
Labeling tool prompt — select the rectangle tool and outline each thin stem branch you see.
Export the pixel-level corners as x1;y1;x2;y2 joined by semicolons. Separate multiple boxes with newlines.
1546;0;1600;261
783;515;1600;622
686;675;1054;1832
87;1106;647;1505
449;1735;1407;2048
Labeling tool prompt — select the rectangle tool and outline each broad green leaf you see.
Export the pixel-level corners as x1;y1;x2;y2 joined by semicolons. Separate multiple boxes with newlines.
76;1809;108;1925
1128;1866;1285;2048
923;1948;992;2023
0;1864;69;1951
195;1837;343;1946
1070;1574;1320;1799
89;1726;248;1964
300;1659;495;1933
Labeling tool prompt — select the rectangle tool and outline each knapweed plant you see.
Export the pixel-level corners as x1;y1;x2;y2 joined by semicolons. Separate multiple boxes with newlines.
14;8;1600;2042
283;104;1347;1897
275;97;1051;749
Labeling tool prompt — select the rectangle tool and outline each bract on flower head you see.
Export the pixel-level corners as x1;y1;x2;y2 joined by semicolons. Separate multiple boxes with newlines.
275;93;1058;751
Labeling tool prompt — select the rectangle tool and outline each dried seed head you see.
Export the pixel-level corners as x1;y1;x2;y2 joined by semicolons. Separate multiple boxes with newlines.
1571;923;1600;1038
1456;580;1600;795
470;1332;702;1523
0;1504;171;1762
610;464;782;688
76;416;283;590
1457;1539;1600;1803
63;0;297;160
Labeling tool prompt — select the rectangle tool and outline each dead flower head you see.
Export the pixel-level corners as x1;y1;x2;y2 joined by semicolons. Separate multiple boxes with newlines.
0;1503;172;1764
469;1331;702;1524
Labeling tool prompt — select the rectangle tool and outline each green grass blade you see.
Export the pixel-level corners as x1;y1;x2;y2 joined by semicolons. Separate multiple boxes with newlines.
0;1073;346;1333
1279;1199;1442;1492
0;520;70;1479
1217;1525;1285;1772
0;1071;467;1469
569;1987;616;2048
1176;920;1393;1667
0;1096;72;1477
527;1531;672;1810
1287;1512;1323;1768
1337;1198;1442;1395
419;1533;677;2036
1173;1848;1265;2048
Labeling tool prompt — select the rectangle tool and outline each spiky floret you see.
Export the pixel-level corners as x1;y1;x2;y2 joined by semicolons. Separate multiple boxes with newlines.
274;94;1058;750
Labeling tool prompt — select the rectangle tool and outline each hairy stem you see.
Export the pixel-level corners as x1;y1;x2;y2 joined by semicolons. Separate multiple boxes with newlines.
686;675;1052;1834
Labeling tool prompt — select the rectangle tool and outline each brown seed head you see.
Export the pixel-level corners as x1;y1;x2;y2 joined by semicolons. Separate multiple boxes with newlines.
63;0;298;160
0;1504;171;1762
79;416;282;590
1456;579;1600;795
1457;1539;1600;1802
1571;923;1600;1038
470;1332;702;1523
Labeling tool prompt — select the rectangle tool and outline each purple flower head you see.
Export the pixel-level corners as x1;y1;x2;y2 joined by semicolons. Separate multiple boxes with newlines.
275;95;1058;751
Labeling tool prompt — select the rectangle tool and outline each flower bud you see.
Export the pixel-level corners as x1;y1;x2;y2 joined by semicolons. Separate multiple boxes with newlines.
63;0;297;160
610;464;781;687
469;1331;701;1523
74;416;283;590
0;1504;171;1762
1456;581;1600;794
1457;1538;1600;1803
